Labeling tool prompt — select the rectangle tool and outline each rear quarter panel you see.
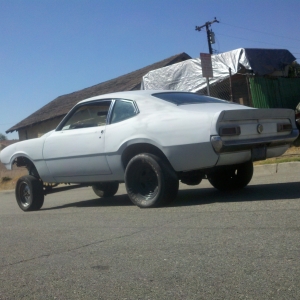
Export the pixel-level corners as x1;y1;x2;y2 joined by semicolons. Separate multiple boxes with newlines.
105;100;230;172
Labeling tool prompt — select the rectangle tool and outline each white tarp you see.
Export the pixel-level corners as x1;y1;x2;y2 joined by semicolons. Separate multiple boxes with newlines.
141;48;295;92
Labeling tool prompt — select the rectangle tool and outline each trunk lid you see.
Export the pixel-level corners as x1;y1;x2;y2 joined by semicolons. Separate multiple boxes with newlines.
216;108;296;141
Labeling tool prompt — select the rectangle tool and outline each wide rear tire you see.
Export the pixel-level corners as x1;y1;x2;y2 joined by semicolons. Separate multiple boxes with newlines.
92;182;119;198
125;153;179;208
208;161;253;191
15;175;44;211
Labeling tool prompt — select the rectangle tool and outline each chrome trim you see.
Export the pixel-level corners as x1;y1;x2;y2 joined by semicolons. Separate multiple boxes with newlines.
106;99;116;124
212;129;299;153
211;136;223;152
257;124;263;134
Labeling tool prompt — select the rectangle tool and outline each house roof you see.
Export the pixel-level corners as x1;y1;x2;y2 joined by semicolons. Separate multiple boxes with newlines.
6;53;191;133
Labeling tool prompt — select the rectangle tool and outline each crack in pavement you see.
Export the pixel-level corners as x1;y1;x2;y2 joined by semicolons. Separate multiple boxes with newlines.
0;213;200;269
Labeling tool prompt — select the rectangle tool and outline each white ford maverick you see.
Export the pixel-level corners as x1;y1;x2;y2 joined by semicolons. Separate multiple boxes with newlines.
1;90;298;210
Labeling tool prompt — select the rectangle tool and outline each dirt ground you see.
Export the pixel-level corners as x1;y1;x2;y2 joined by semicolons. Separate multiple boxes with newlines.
1;146;300;191
0;163;27;191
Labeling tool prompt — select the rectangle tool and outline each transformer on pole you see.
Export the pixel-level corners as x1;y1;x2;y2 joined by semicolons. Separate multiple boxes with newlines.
195;18;219;54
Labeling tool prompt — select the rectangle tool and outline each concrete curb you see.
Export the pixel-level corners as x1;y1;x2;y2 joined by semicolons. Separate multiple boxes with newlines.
254;161;300;176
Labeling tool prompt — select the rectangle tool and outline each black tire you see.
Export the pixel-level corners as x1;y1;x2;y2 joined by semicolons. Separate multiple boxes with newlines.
125;153;179;208
92;182;119;198
15;175;44;211
208;161;253;191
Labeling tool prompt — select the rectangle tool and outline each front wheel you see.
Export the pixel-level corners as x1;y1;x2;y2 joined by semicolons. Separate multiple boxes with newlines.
92;182;119;198
125;154;179;208
208;161;253;191
15;175;44;211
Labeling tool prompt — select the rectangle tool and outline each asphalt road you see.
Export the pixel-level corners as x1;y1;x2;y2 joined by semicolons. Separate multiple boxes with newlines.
0;164;300;300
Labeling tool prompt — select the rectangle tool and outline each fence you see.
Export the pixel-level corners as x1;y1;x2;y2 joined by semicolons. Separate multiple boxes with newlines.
249;77;300;109
198;71;252;107
199;71;300;110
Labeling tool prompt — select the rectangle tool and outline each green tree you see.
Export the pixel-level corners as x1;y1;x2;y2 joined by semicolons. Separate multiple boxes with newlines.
0;133;7;141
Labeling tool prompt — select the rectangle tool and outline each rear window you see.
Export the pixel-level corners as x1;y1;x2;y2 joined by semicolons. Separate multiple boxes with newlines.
152;92;231;105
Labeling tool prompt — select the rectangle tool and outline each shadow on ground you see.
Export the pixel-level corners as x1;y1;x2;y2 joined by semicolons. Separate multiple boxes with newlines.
42;181;300;211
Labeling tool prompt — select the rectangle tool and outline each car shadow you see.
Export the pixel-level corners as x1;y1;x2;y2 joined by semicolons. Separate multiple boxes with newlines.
42;181;300;210
171;181;300;207
42;194;134;210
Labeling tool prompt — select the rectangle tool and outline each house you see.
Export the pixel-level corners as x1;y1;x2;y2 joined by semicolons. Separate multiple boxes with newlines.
6;53;191;140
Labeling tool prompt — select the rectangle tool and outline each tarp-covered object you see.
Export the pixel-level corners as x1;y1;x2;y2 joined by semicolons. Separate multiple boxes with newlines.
141;48;296;92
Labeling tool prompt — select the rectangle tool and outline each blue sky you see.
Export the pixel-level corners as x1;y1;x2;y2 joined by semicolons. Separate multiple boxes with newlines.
1;0;300;139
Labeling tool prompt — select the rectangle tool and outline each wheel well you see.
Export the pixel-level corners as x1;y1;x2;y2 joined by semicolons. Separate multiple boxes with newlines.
13;156;40;179
121;143;171;170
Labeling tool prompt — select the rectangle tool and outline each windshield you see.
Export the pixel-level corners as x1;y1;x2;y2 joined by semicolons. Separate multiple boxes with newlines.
152;92;232;105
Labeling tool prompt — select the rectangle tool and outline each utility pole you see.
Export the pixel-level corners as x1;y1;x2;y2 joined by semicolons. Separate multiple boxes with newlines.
195;18;219;54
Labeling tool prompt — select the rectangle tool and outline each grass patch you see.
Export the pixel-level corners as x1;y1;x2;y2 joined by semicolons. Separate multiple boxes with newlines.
255;156;300;165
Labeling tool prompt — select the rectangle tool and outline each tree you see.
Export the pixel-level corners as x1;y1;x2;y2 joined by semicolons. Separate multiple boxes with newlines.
288;61;300;78
0;133;7;141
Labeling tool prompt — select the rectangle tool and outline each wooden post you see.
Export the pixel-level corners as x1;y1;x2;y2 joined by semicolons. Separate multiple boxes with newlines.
206;78;210;96
229;68;233;102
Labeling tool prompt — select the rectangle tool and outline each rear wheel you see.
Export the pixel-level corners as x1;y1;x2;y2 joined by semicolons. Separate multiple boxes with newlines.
92;182;119;198
208;161;253;191
15;175;44;211
125;153;179;208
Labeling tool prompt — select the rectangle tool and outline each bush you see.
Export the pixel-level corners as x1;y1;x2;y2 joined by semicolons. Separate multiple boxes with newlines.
0;133;7;141
1;176;12;183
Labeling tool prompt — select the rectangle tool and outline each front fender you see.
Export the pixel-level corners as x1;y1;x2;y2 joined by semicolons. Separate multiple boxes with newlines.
0;137;56;183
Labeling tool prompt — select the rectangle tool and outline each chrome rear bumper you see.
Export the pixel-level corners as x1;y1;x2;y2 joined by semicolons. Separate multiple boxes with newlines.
211;129;299;153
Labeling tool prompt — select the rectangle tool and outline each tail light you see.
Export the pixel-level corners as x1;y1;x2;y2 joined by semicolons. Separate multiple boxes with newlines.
219;126;241;136
277;123;292;132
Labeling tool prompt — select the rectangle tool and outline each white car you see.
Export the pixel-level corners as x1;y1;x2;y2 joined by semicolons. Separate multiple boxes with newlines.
1;90;298;211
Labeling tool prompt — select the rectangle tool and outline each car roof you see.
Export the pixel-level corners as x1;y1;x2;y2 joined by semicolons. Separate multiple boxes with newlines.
78;90;190;104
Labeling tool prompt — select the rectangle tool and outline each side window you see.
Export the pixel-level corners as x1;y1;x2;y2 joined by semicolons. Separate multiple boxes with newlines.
61;101;111;130
110;100;137;124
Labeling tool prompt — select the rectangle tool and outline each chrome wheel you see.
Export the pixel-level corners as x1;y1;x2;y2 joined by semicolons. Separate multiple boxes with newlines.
19;181;31;208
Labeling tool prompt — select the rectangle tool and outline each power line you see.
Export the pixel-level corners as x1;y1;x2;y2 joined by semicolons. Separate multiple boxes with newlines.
216;32;300;50
221;21;300;42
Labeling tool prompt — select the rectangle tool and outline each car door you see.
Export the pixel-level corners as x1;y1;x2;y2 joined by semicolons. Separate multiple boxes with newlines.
43;100;112;180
